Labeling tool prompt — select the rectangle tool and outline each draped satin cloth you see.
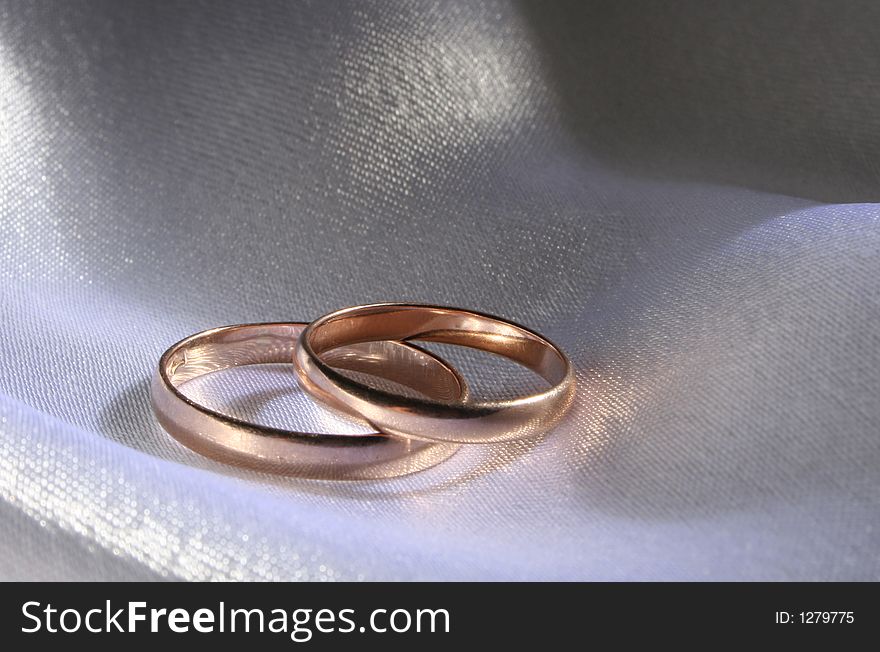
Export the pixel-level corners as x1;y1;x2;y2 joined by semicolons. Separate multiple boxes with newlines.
1;1;878;580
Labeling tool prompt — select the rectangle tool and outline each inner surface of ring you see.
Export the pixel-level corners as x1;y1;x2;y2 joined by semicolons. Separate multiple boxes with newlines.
309;308;568;385
168;323;462;403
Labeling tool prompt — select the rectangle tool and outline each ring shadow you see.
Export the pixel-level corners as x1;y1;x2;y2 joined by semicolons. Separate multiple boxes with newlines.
98;369;548;500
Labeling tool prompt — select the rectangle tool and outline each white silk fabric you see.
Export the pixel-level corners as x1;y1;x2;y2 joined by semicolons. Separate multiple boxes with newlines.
1;1;878;580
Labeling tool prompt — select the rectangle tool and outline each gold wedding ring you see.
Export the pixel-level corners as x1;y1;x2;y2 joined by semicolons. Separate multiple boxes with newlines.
150;322;462;480
294;304;575;444
151;305;574;477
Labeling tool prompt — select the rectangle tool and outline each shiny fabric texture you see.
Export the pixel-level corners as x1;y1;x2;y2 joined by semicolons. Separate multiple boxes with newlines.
1;0;878;580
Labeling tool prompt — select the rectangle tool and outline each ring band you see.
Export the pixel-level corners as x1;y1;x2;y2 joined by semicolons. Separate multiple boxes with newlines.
294;304;575;444
151;322;462;479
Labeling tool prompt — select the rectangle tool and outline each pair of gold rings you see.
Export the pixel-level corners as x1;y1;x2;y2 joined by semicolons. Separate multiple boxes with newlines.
151;304;575;480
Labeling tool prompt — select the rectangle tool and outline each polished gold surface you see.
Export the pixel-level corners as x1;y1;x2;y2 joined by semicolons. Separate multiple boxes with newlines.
151;323;462;479
295;304;575;444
